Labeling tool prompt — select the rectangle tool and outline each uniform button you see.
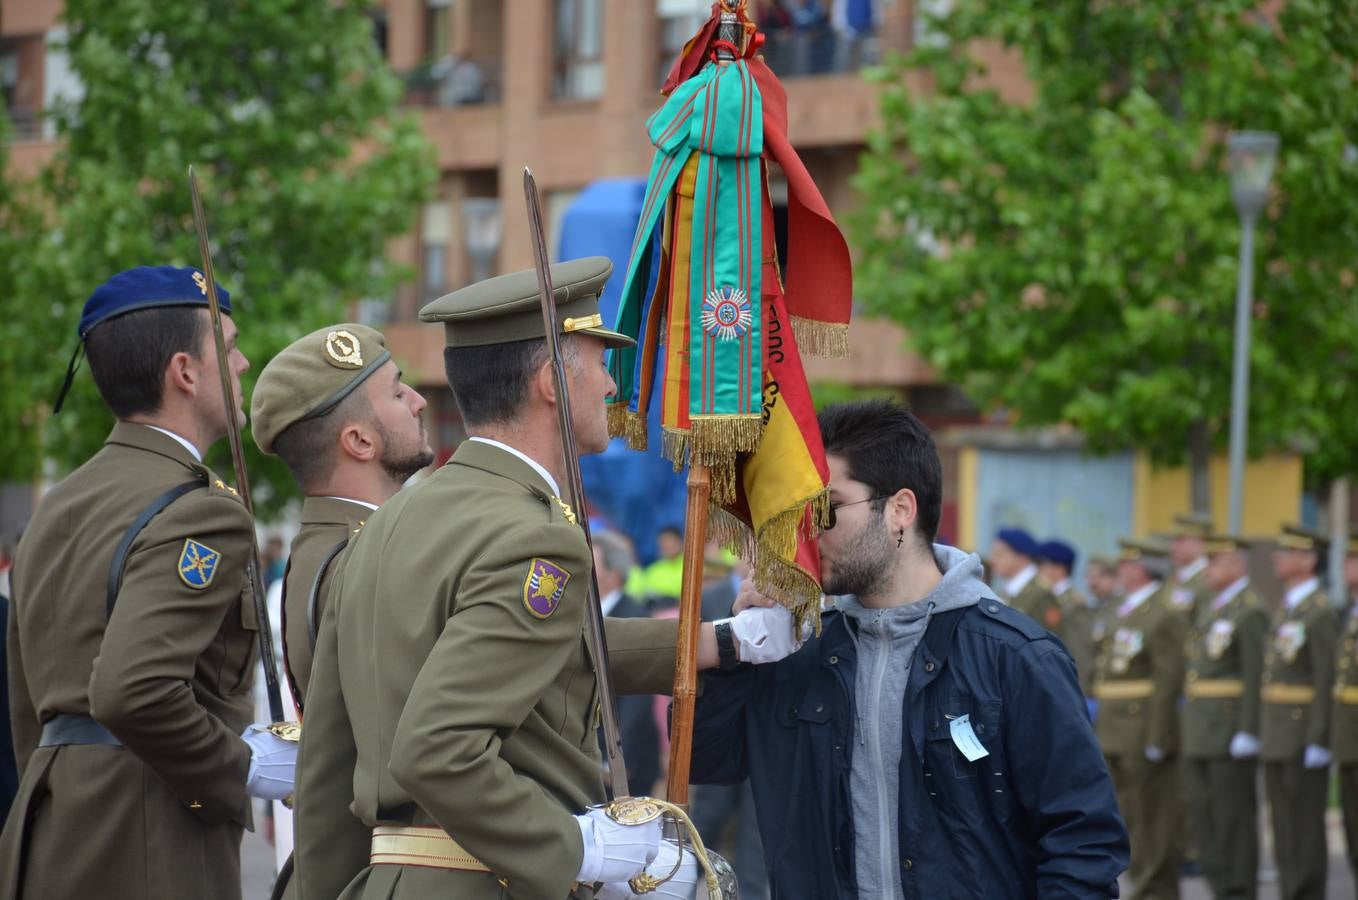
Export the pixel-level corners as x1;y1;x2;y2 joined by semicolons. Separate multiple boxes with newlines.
189;801;203;809
925;662;935;672
976;724;985;735
829;655;839;665
902;858;914;870
988;604;1001;614
815;703;824;713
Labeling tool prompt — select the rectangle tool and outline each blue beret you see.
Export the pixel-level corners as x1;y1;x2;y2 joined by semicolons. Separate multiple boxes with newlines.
995;527;1038;558
79;265;231;338
1036;539;1076;569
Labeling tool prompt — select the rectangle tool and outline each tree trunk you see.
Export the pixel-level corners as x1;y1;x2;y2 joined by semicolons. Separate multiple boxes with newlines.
1188;420;1211;516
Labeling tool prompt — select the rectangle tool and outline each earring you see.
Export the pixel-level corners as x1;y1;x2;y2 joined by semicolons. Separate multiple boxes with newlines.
897;529;905;549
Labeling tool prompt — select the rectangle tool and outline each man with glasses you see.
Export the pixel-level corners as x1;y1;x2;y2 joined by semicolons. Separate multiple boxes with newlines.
688;399;1128;899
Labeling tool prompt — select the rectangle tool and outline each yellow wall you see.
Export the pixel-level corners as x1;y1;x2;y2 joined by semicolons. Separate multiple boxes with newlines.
1134;452;1303;539
957;446;979;551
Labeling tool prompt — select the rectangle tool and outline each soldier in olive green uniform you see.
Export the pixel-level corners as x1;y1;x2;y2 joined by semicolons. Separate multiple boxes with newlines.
0;267;296;900
1261;526;1336;900
251;323;434;897
1181;536;1268;900
1086;554;1122;681
1037;539;1097;696
991;527;1063;632
251;323;433;707
294;258;806;900
1338;536;1358;883
1169;513;1214;624
1093;538;1186;900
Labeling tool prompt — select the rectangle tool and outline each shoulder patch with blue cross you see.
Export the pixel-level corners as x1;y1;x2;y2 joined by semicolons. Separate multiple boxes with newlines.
178;538;221;589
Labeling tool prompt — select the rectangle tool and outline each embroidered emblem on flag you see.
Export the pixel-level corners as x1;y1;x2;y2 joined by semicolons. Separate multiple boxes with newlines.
701;286;752;342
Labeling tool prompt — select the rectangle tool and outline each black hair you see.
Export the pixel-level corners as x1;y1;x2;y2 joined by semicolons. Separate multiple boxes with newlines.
85;306;207;418
270;388;373;493
817;398;942;550
443;335;579;428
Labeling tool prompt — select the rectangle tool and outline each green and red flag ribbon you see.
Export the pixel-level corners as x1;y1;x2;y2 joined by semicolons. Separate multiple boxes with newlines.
608;1;852;629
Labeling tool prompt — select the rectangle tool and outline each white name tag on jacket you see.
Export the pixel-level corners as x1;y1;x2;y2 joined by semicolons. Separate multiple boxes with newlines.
949;714;990;762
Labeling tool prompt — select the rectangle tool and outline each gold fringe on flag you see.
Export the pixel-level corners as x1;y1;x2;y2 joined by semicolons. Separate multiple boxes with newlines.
790;316;850;359
660;426;690;472
607;405;650;452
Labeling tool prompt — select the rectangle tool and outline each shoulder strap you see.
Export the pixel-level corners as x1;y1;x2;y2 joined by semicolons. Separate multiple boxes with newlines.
921;606;969;669
106;479;205;618
307;537;350;652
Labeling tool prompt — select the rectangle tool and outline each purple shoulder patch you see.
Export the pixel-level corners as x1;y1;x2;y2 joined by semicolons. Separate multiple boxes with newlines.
523;558;571;619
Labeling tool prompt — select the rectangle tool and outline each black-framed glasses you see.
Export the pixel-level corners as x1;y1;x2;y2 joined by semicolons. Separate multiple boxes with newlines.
826;495;890;530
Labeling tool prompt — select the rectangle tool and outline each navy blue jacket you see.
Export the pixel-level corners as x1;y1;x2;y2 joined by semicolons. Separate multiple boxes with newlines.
691;600;1128;899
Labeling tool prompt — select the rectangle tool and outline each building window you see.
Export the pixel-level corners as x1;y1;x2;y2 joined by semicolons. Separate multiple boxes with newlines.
656;0;709;83
426;0;454;61
422;201;452;301
552;0;603;100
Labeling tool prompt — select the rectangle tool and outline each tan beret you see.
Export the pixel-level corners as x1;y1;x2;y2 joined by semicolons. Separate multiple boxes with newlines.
418;256;633;349
250;323;391;454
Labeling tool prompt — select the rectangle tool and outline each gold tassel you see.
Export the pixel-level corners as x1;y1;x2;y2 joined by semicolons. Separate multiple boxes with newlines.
606;404;630;440
708;507;756;559
707;459;737;507
623;411;649;451
688;414;763;459
790;316;849;358
661;427;690;471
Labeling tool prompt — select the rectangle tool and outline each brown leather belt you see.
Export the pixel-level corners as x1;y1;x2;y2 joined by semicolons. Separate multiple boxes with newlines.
1185;678;1244;699
370;825;491;872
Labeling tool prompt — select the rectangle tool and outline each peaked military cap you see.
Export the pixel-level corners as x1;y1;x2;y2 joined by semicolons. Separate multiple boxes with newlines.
1035;539;1076;569
1202;534;1249;556
1118;536;1170;563
995;527;1039;558
1276;524;1327;553
250;323;392;454
1171;512;1214;538
1087;553;1117;571
80;265;231;338
418;256;634;349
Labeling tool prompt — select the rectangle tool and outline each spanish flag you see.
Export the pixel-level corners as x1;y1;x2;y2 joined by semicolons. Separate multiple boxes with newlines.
607;2;852;629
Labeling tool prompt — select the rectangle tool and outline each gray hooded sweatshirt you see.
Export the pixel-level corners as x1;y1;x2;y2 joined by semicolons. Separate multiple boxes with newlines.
837;544;999;900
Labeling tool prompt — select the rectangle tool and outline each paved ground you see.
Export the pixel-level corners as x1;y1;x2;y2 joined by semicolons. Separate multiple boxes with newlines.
241;810;1357;899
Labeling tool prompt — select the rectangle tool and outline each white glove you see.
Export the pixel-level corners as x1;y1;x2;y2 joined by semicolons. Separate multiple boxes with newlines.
574;807;663;885
1303;744;1333;769
1228;731;1261;760
595;841;704;899
722;605;808;665
1144;745;1166;763
241;723;298;801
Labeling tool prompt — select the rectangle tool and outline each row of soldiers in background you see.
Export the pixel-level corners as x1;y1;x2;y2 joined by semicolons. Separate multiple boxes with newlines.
991;517;1358;900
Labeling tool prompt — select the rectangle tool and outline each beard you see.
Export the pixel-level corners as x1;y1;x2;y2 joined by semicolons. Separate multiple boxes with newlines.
822;516;895;598
377;419;435;485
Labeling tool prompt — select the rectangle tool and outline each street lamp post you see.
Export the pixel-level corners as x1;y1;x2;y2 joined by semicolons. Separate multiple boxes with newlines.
1225;131;1279;535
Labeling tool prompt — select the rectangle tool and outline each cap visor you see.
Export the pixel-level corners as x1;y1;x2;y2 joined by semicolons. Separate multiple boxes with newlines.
582;326;636;348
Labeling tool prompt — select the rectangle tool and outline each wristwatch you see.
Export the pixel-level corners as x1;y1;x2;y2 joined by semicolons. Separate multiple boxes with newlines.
714;620;739;671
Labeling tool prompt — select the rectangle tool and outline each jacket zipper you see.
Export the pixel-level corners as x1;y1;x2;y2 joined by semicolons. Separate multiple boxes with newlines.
868;617;896;897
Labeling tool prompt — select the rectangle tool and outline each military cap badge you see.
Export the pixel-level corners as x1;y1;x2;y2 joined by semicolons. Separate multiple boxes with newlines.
178;538;221;589
324;329;364;369
523;558;571;619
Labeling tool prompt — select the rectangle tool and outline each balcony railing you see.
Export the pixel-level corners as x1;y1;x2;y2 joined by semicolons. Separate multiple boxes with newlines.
758;25;882;78
400;57;500;108
2;106;44;142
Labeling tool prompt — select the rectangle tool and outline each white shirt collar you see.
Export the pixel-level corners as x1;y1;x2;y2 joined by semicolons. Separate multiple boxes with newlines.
324;496;379;512
1005;563;1038;598
1177;556;1207;583
1051;577;1072;597
1213;576;1249;612
1285;576;1320;611
600;588;623;617
146;425;202;462
1119;581;1161;616
467;437;561;497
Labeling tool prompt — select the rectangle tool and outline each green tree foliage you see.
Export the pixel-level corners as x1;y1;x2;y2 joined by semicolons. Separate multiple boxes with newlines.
2;0;435;514
853;1;1358;482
